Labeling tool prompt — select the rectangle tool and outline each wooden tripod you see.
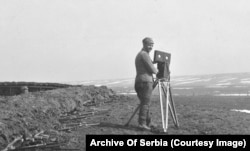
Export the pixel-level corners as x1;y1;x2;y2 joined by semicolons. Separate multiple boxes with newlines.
155;78;179;132
125;78;179;133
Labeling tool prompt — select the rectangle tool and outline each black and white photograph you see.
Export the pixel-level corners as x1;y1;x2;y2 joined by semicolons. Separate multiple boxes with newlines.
0;0;250;150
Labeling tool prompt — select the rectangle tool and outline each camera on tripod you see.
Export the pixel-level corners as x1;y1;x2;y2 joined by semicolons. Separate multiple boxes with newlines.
153;50;171;79
125;50;179;132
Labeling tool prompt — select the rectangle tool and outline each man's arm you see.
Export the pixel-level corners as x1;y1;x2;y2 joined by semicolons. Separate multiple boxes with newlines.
141;52;158;74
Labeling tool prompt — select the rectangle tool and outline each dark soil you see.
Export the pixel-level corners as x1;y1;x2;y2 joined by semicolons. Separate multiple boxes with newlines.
1;85;250;151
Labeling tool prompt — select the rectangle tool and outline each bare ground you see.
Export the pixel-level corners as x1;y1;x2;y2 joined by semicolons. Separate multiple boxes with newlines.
1;85;250;150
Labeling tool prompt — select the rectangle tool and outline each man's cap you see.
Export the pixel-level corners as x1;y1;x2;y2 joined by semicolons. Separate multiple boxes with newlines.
142;37;154;44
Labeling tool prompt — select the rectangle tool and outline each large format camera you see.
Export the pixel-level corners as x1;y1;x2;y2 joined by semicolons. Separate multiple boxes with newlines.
153;50;171;79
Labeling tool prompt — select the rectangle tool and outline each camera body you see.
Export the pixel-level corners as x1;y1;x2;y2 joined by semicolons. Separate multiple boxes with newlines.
153;50;171;79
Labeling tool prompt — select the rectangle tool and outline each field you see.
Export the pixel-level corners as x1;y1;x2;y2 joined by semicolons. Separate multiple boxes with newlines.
0;72;250;150
91;94;250;135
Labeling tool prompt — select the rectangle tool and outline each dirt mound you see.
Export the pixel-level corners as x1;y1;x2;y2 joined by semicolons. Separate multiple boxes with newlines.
0;85;125;150
0;82;75;96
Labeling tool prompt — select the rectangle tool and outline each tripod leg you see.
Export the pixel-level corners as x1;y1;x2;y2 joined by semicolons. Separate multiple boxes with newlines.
162;82;179;128
165;83;169;133
153;80;157;89
124;104;141;126
161;85;177;127
169;87;179;127
158;81;166;132
153;78;159;89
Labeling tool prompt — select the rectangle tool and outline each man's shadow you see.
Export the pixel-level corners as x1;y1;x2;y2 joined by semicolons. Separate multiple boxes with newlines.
97;122;163;134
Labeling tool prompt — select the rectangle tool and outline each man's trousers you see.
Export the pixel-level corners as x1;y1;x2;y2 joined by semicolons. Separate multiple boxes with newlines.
134;82;153;125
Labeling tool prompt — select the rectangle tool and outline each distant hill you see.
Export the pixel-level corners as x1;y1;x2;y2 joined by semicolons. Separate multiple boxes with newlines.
64;72;250;96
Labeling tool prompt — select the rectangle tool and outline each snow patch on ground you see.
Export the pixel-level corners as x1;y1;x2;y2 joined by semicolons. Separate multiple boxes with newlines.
215;93;250;96
174;79;211;86
240;80;250;84
174;87;193;90
215;82;232;86
231;109;250;114
218;78;237;83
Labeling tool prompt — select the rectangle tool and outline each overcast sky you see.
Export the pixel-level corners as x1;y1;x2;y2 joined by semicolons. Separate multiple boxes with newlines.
0;0;250;82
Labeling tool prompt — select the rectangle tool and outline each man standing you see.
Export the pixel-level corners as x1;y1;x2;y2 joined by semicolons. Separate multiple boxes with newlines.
134;37;158;130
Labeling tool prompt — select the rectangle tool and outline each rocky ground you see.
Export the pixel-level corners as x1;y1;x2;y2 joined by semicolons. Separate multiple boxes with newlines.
0;85;250;151
0;85;129;150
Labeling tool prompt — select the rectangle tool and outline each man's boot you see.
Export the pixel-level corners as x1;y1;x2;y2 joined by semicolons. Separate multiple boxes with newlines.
138;105;151;130
138;122;151;130
146;117;151;126
146;117;157;129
